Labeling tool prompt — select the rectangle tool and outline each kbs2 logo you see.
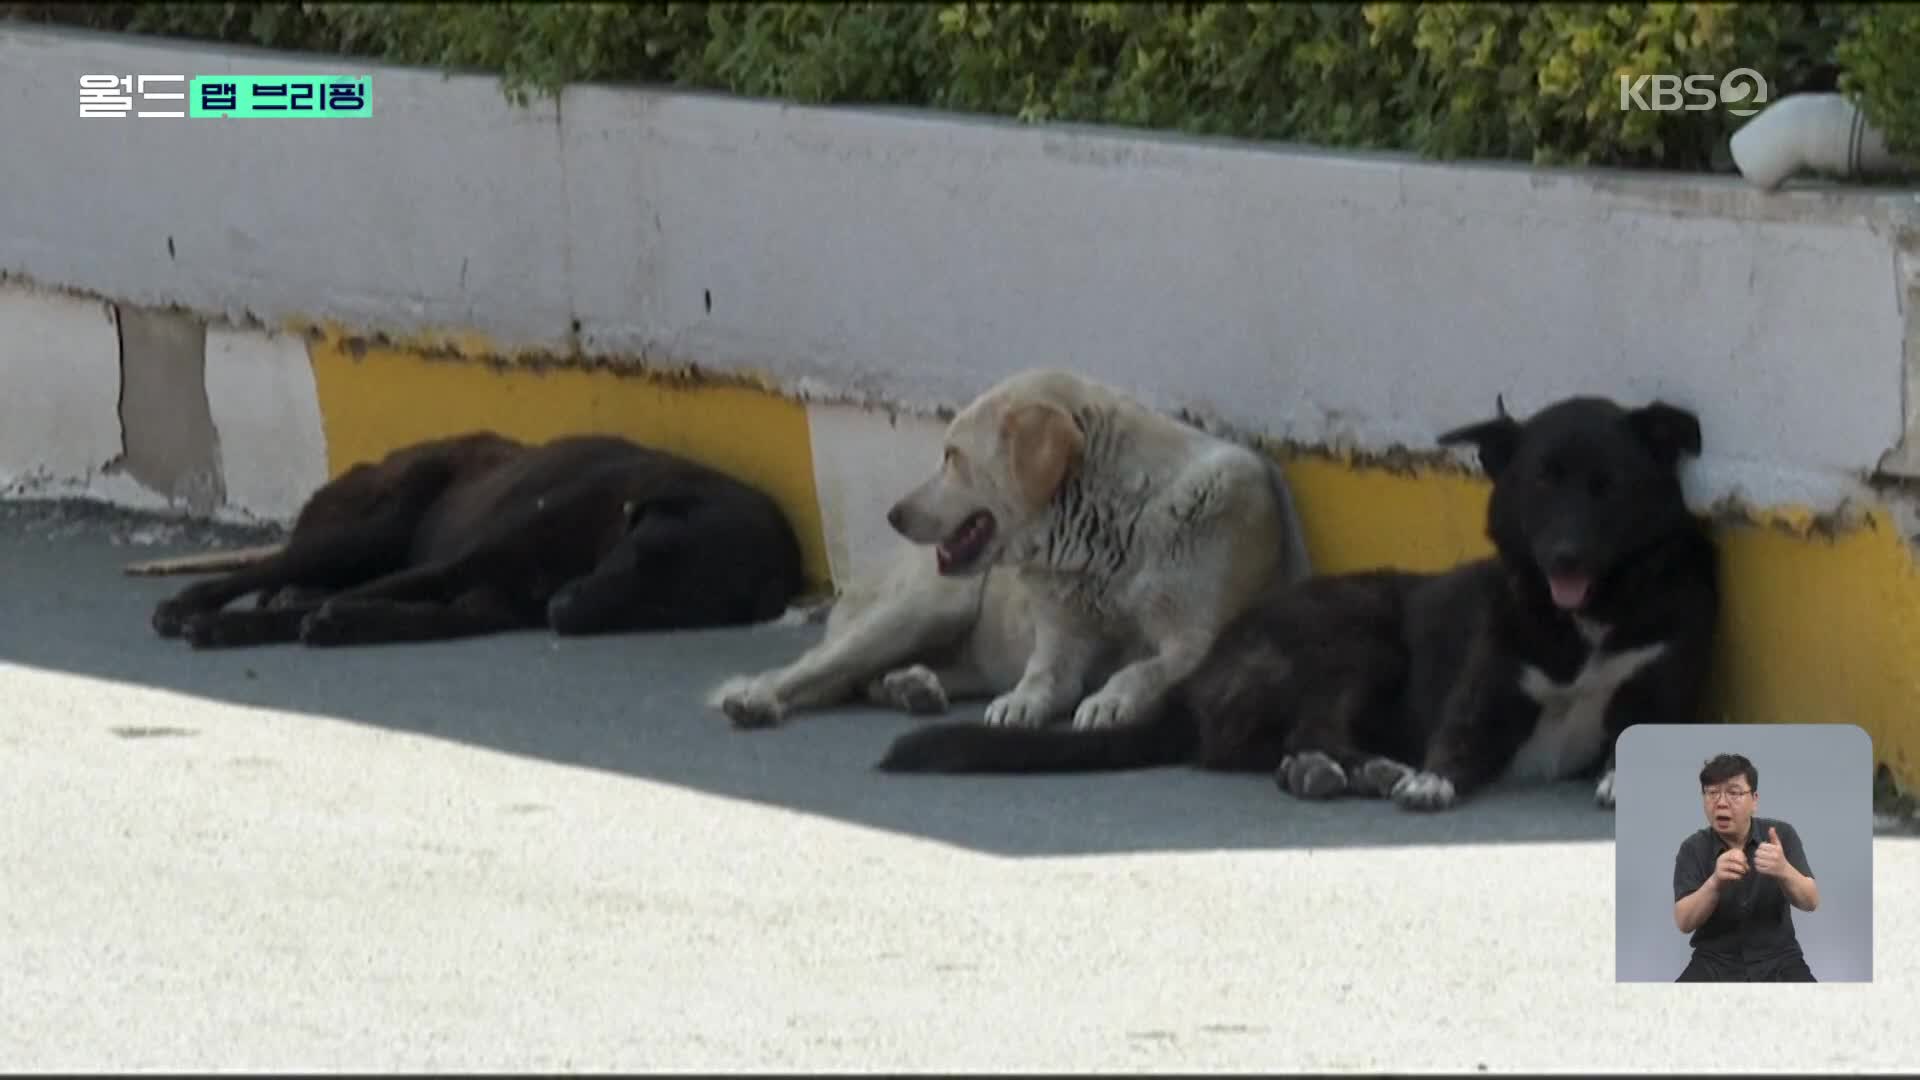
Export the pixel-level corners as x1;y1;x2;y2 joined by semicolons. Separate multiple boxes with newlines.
1617;69;1768;117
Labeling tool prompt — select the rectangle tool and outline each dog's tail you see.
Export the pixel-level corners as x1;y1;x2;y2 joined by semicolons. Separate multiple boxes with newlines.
122;541;286;577
875;706;1197;775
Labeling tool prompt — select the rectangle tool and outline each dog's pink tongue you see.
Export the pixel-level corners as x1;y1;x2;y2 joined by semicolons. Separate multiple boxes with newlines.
1548;573;1591;611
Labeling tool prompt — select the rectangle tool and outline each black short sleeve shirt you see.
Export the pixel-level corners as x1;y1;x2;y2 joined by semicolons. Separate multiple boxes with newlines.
1672;816;1814;963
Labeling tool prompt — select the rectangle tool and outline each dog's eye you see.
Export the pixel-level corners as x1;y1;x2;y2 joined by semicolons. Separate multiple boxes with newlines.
1588;473;1612;498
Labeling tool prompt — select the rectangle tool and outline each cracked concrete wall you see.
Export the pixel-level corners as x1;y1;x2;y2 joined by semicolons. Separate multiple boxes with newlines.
1873;228;1920;481
0;279;329;525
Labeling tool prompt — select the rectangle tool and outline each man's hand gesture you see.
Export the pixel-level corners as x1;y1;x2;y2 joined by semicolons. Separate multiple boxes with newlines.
1754;826;1791;878
1712;844;1749;886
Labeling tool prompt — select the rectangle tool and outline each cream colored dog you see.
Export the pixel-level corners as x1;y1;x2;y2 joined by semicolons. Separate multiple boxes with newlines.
707;368;1313;732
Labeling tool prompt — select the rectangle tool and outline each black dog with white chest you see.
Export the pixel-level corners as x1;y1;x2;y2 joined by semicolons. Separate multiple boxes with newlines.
877;394;1721;813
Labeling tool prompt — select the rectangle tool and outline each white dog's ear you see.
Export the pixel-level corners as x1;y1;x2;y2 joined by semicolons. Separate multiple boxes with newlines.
1002;402;1084;511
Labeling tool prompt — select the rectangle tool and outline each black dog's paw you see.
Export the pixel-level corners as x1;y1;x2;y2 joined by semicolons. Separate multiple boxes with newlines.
1390;770;1459;812
182;613;235;650
1276;751;1349;800
1351;757;1417;799
261;585;327;611
297;603;357;647
152;602;194;639
154;580;232;638
544;583;582;630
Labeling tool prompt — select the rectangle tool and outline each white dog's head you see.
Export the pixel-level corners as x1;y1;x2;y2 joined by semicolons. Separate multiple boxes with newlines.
887;376;1087;576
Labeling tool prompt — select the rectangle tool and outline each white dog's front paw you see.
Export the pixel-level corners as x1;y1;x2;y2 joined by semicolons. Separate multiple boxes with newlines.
984;690;1051;728
1391;770;1458;812
707;674;785;730
1594;767;1617;809
1071;689;1137;731
871;665;949;716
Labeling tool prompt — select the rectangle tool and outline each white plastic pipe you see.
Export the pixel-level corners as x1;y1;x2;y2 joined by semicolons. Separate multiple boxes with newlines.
1729;92;1916;191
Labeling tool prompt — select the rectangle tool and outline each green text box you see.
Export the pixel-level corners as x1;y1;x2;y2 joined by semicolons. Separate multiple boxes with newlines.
189;76;371;118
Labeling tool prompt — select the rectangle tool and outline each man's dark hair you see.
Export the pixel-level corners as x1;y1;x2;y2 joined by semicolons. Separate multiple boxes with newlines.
1699;753;1758;792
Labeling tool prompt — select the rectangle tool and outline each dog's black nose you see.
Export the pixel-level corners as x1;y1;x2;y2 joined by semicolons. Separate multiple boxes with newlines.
1544;545;1584;575
886;505;906;532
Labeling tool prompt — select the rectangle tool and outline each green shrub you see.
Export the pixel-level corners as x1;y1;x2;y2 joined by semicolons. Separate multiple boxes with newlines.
0;1;337;50
927;3;1410;149
307;3;722;104
1838;3;1920;158
1365;2;1851;168
1;1;1909;172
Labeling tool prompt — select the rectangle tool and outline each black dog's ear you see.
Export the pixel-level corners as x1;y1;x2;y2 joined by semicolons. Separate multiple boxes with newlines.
1437;394;1523;476
1627;401;1703;468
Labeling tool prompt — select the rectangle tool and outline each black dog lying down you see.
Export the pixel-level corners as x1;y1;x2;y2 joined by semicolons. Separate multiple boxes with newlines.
150;432;805;648
878;395;1721;812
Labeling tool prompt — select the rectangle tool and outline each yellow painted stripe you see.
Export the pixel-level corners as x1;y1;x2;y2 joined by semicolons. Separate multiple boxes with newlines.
305;334;831;591
292;330;1920;791
1280;455;1493;573
1278;454;1920;792
1712;509;1920;791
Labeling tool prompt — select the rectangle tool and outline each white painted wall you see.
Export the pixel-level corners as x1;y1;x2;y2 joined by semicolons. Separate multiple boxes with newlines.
804;405;946;586
3;24;1918;522
0;28;570;353
0;284;126;497
204;326;330;524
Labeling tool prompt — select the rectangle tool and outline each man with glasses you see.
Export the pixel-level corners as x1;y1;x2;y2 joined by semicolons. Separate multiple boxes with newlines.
1670;753;1821;981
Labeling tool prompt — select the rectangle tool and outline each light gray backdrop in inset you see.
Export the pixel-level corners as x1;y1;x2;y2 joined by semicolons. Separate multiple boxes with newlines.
1614;723;1873;982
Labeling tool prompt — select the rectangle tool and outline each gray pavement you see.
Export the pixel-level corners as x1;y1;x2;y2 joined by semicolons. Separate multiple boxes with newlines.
2;499;1915;1071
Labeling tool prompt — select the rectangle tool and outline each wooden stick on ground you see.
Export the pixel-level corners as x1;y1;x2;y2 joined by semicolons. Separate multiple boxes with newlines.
121;541;286;577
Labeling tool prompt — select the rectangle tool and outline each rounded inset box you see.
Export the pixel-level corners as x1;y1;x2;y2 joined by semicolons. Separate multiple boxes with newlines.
1613;722;1873;983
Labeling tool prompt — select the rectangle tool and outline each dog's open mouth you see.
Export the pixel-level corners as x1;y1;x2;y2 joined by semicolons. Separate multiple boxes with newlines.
1547;572;1592;611
936;511;996;575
